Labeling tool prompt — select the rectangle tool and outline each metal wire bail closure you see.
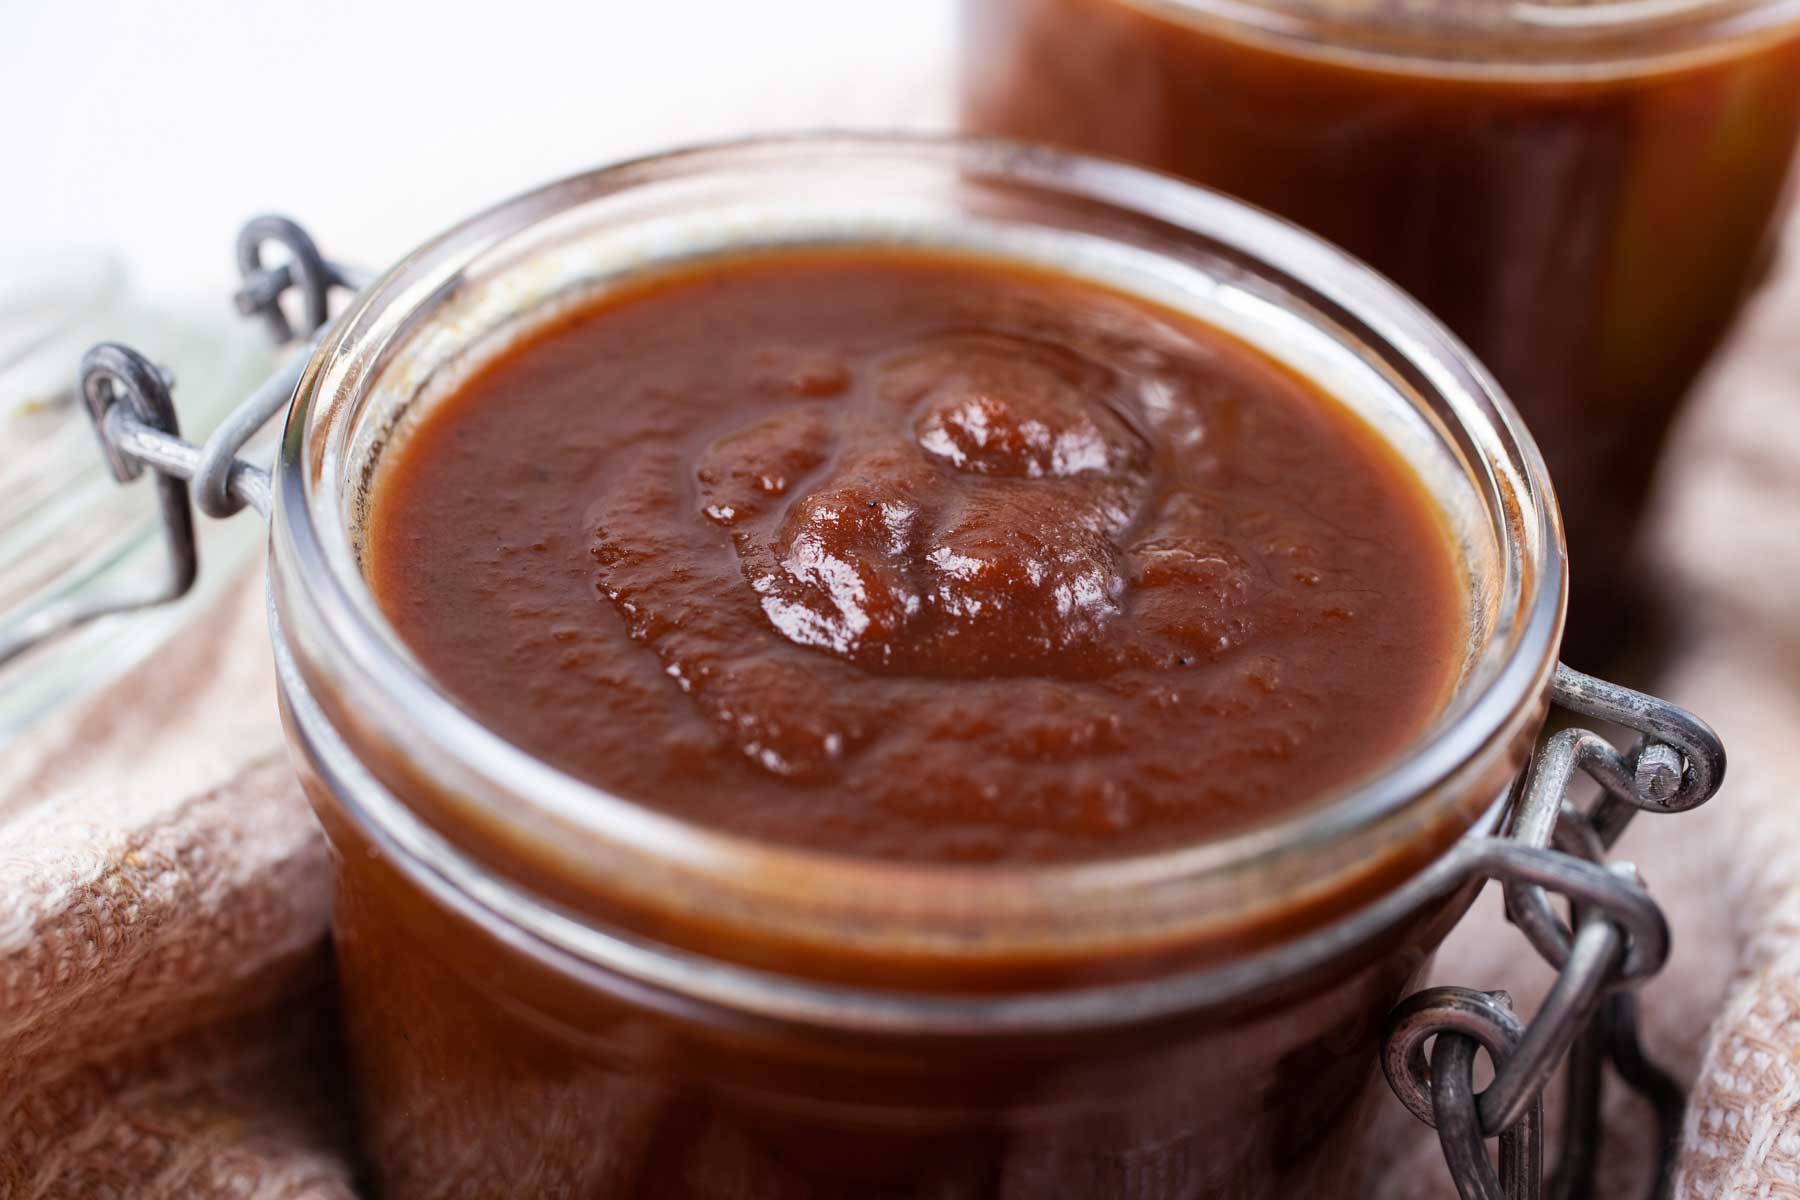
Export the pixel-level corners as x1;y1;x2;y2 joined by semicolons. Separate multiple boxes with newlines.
1387;987;1542;1200
0;217;364;669
1383;666;1726;1200
233;214;365;348
0;346;204;668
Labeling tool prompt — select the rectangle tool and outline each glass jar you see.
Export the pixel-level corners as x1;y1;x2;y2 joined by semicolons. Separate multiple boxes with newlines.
261;135;1566;1198
960;0;1800;670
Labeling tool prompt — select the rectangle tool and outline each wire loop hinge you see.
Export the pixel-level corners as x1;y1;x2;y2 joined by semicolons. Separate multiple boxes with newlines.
1382;664;1725;1200
0;217;362;667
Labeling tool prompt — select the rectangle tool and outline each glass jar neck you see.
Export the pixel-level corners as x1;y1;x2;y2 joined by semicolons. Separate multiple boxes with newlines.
269;135;1564;994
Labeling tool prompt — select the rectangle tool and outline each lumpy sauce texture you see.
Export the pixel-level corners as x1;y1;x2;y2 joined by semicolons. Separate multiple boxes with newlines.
368;251;1463;863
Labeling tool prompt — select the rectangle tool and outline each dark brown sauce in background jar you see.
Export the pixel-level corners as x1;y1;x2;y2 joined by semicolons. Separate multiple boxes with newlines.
961;0;1800;668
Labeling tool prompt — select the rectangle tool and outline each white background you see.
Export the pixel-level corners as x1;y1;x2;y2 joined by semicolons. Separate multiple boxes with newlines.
2;1;958;303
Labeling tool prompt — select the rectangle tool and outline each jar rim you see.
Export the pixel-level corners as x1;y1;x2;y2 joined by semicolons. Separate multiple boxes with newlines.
270;133;1566;983
1127;0;1800;75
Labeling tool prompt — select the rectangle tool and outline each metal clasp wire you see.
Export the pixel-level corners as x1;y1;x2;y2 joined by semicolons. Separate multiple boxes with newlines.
1383;664;1726;1200
0;217;367;668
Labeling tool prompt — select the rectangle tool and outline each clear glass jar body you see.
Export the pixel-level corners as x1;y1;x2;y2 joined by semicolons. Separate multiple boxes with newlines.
267;136;1563;1198
961;0;1800;668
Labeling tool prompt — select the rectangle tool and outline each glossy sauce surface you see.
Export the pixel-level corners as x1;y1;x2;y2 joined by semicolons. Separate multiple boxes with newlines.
962;0;1800;666
367;250;1463;864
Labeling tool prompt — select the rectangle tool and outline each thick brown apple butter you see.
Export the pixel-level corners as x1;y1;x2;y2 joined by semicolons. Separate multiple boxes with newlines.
366;249;1463;865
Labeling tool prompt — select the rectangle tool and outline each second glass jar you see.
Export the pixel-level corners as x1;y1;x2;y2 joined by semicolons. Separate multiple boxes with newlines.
962;0;1800;667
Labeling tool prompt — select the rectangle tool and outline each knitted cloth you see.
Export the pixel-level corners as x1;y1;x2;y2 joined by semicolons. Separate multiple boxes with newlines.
0;572;354;1199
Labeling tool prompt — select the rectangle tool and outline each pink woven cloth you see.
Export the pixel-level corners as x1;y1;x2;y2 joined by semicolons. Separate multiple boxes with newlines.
0;575;355;1199
2;233;1797;1199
